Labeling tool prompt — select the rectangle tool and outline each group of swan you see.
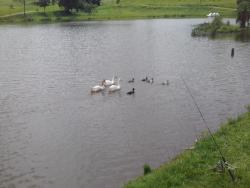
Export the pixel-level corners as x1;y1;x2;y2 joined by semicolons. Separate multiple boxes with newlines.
91;76;121;93
207;12;220;17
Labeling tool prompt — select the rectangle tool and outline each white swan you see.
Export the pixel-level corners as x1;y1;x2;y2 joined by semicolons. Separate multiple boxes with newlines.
207;12;220;17
104;76;116;86
91;80;105;92
207;12;212;17
109;78;121;92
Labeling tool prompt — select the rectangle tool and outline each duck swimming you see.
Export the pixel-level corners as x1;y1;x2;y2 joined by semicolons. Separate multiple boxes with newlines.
141;76;148;82
146;77;153;84
127;88;135;95
128;78;134;83
162;80;169;85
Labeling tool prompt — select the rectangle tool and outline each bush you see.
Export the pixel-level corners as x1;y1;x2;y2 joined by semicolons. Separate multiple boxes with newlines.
143;164;152;175
246;105;250;112
228;117;237;125
78;2;96;13
217;25;241;33
191;17;241;37
210;16;223;36
58;0;100;13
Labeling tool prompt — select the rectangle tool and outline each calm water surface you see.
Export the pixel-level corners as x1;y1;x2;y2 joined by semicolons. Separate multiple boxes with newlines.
0;19;250;188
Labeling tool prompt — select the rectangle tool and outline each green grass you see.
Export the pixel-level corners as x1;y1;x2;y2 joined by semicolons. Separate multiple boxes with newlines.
0;0;237;24
217;24;241;33
124;109;250;188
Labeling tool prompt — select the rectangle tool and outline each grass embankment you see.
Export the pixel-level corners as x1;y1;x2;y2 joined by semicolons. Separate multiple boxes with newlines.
0;0;236;24
124;107;250;188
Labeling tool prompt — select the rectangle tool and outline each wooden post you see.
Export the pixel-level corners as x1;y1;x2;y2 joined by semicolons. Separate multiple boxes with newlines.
231;48;234;57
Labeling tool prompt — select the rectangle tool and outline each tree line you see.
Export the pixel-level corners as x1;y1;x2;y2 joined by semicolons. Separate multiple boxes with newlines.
237;0;250;28
29;0;250;28
37;0;101;14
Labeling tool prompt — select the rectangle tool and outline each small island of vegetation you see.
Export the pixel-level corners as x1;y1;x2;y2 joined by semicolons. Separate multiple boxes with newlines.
192;0;250;37
191;17;241;37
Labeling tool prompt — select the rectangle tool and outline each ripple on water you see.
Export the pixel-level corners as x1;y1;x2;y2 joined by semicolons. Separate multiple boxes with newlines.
0;19;250;188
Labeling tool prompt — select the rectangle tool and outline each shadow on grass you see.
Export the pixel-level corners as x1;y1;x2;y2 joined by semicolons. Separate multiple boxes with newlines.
53;10;78;17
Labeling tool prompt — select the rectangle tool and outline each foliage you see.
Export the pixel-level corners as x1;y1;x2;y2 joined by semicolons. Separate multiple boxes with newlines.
38;0;50;13
237;0;250;28
246;105;250;112
210;16;223;35
124;111;250;188
58;0;79;13
192;17;240;37
58;0;100;13
143;164;152;175
88;0;100;6
217;24;241;33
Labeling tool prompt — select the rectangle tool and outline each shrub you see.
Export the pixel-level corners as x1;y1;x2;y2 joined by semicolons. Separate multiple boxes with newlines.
143;164;152;175
192;17;241;37
245;105;250;112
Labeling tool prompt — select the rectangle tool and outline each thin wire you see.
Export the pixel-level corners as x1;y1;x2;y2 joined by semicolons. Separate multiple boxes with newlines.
181;76;235;182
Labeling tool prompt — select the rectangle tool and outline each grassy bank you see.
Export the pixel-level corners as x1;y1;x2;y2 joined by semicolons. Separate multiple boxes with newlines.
0;0;237;24
124;107;250;188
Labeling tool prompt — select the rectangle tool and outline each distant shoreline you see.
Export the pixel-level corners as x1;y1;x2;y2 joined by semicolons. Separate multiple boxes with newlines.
0;14;236;26
0;0;236;25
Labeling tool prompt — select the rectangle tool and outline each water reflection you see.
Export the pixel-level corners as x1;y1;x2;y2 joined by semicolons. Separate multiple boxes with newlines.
209;29;250;42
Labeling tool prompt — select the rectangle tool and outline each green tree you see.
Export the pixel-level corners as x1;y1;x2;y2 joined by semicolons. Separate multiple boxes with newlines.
237;0;250;28
88;0;100;6
38;0;50;13
58;0;78;13
58;0;100;14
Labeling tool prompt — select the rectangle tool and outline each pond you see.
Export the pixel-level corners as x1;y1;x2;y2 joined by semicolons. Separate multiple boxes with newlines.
0;19;250;188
